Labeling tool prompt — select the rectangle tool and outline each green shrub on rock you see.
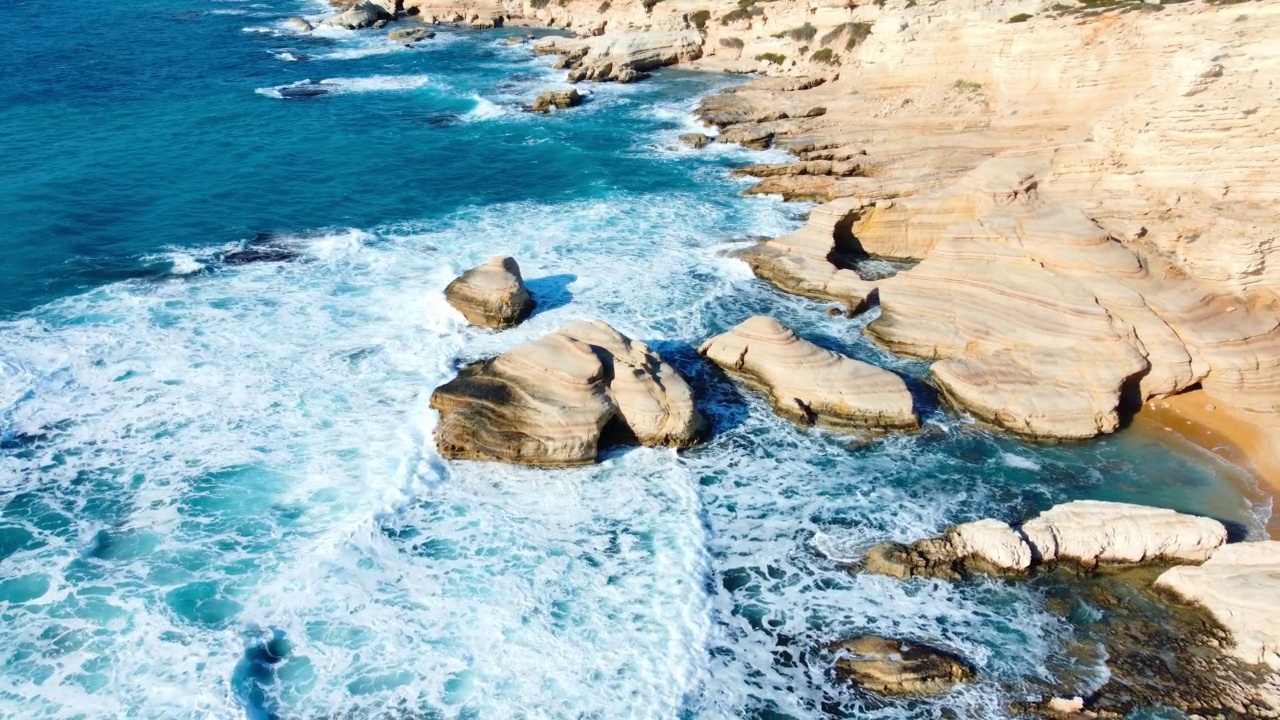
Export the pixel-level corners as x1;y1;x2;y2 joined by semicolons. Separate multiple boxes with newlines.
691;9;711;28
755;52;786;65
720;36;745;49
1008;12;1033;22
810;48;839;65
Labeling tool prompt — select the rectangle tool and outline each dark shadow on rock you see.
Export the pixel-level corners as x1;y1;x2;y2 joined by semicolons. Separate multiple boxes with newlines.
524;273;576;317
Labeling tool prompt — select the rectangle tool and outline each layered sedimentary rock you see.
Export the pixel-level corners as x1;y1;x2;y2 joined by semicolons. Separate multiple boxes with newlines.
1157;541;1280;670
430;321;705;465
866;501;1228;579
444;256;534;329
321;1;390;29
533;29;703;83
698;316;918;431
529;88;583;113
831;636;974;696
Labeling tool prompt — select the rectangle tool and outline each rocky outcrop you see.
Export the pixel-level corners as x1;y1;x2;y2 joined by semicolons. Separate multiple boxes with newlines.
430;321;706;465
1157;541;1280;670
388;26;435;43
830;636;974;696
444;256;534;329
528;88;583;113
534;29;703;84
678;133;711;149
284;16;313;32
1022;500;1228;567
321;1;390;29
866;501;1228;580
698;316;918;432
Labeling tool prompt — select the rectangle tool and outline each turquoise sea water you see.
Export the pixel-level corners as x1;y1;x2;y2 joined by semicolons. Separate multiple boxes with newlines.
0;0;1271;717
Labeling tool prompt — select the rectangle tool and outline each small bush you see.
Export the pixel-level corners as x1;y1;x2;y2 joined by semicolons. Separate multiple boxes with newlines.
953;79;982;92
755;52;786;65
810;47;838;65
642;0;660;11
720;7;755;24
772;22;816;42
719;36;745;49
1008;12;1033;22
820;21;872;50
530;0;551;8
597;0;610;11
691;9;711;28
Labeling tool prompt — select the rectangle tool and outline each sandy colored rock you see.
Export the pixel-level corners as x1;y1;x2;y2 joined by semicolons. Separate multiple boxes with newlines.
1157;541;1280;670
321;1;389;29
284;16;313;32
831;635;974;696
529;88;583;113
534;29;703;83
698;316;918;431
444;256;534;329
678;133;711;149
1021;500;1227;567
431;320;706;466
388;26;435;43
865;518;1031;580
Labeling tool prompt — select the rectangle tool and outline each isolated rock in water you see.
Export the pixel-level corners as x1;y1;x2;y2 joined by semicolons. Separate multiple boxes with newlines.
1156;541;1280;670
388;26;434;43
284;16;313;32
1022;500;1227;566
469;16;501;29
865;519;1033;580
275;81;330;99
698;316;918;431
430;321;706;465
679;133;711;149
321;1;389;29
444;256;534;329
831;636;975;696
529;89;582;113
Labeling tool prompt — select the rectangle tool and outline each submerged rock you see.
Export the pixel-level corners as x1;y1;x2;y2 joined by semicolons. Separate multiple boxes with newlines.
529;88;583;113
275;82;330;99
444;256;534;329
679;133;711;149
831;636;975;696
1157;540;1280;670
698;316;919;432
430;321;706;466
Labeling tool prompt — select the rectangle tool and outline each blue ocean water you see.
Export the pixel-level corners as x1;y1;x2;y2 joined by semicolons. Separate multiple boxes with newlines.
0;0;1271;717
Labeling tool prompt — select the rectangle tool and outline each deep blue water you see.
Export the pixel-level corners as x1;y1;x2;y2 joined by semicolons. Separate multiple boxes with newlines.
0;0;1271;717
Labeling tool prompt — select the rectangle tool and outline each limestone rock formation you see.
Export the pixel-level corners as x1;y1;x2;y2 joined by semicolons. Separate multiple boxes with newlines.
698;316;918;431
534;30;703;84
529;88;583;113
1157;541;1280;670
388;26;435;43
444;256;535;329
865;501;1227;579
678;133;711;149
284;16;313;32
321;1;390;29
831;636;975;696
1022;500;1228;566
430;321;706;465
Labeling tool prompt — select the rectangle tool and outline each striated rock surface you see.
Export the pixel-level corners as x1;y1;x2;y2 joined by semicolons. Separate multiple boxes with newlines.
430;321;705;465
388;26;435;43
1157;541;1280;670
534;29;703;83
831;636;974;696
698;316;918;431
866;501;1227;580
444;256;535;329
1022;500;1228;567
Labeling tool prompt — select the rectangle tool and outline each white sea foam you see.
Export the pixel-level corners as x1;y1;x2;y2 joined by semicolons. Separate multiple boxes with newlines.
166;253;205;275
257;74;431;98
460;94;509;122
1002;452;1042;471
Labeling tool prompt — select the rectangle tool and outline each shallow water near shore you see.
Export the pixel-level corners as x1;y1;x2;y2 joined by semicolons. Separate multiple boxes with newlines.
0;0;1271;717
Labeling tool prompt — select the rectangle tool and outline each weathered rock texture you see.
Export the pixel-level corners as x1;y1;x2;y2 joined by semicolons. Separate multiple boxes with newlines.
1158;541;1280;671
698;315;918;431
444;256;535;329
430;321;705;465
866;500;1228;579
529;88;583;113
830;635;975;696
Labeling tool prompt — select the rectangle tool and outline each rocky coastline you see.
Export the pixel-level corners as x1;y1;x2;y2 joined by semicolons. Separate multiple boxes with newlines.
308;0;1280;713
